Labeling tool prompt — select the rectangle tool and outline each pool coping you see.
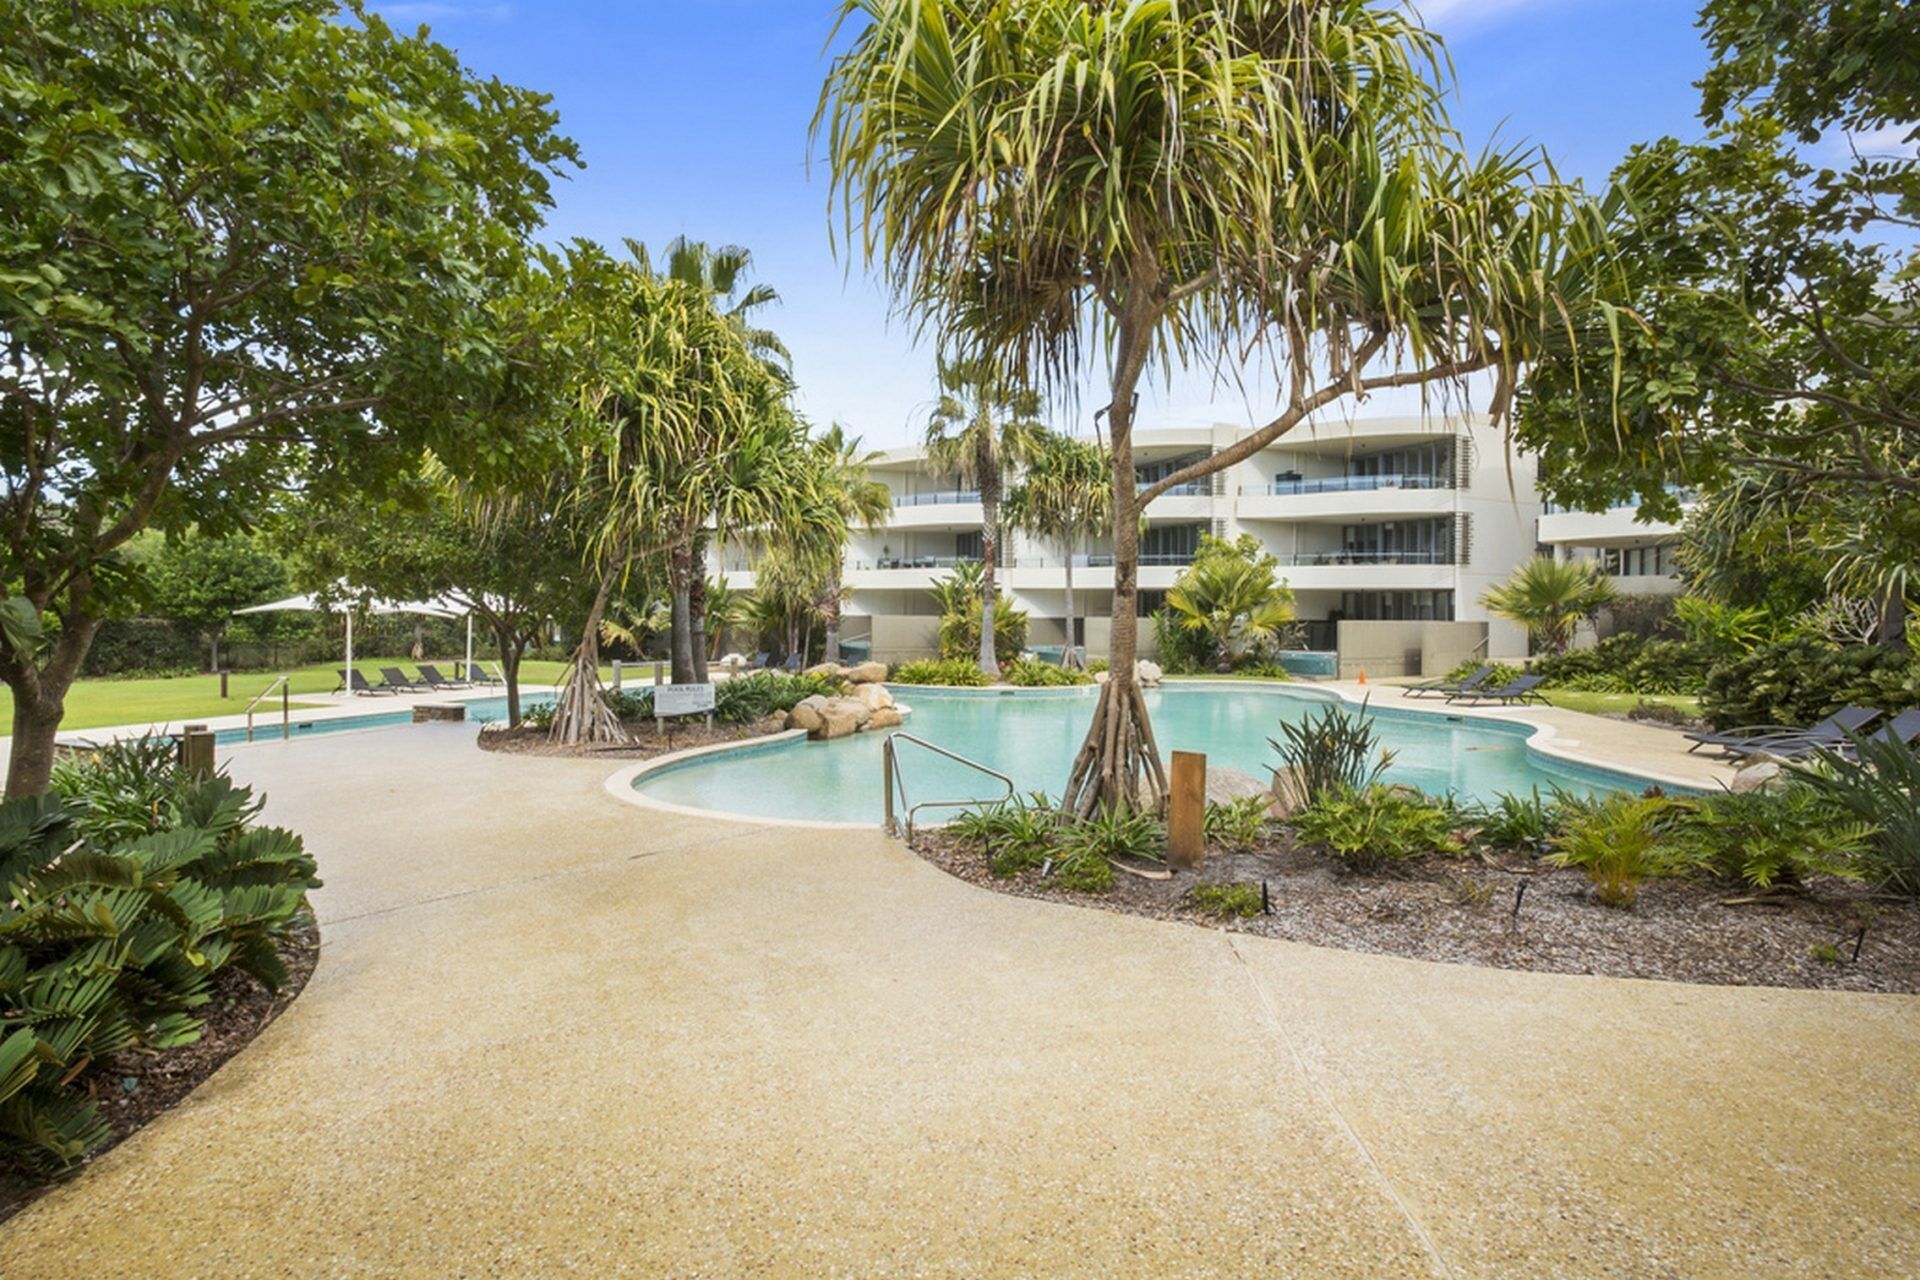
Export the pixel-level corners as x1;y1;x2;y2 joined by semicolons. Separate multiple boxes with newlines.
605;679;1723;828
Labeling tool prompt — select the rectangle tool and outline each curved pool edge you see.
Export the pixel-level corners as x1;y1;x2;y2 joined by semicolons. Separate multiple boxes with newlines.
602;727;885;832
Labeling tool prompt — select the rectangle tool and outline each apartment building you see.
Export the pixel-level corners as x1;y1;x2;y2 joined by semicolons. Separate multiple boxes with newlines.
1536;492;1693;597
725;413;1683;674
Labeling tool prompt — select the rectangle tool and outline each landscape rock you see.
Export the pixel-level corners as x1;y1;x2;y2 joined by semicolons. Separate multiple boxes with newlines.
719;652;749;668
867;707;904;730
806;662;846;680
1730;760;1787;794
1136;660;1163;686
1094;670;1109;685
817;705;863;740
845;661;889;685
851;683;894;712
1204;766;1269;806
1268;766;1310;819
786;696;830;734
826;696;874;728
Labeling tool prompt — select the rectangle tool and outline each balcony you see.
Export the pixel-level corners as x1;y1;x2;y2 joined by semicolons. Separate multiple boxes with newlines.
893;489;980;507
1242;473;1452;497
1274;549;1457;567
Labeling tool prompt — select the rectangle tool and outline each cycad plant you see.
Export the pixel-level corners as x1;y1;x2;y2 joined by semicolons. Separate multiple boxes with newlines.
1165;554;1296;672
1480;556;1620;655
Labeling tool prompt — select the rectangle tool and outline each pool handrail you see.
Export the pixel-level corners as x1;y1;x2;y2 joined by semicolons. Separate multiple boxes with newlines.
882;732;1015;841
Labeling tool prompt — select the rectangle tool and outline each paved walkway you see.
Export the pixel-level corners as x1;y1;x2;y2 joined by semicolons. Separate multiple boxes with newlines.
4;722;1913;1276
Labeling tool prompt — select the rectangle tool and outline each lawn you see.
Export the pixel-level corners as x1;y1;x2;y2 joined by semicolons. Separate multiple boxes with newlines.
1537;690;1702;718
0;659;613;736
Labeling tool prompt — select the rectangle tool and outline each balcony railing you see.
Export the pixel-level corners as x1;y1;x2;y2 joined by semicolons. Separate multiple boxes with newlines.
1241;473;1453;497
853;555;981;571
893;489;980;507
1006;552;1196;569
1137;480;1210;498
1543;484;1696;515
1275;550;1457;567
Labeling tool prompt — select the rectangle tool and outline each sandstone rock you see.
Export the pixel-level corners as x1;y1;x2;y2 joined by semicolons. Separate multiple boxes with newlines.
1268;766;1310;819
845;661;889;685
825;696;873;728
817;706;863;740
1094;670;1110;685
1136;659;1163;686
1204;766;1268;806
867;707;904;730
1730;760;1786;794
805;662;846;680
786;700;826;734
851;683;894;712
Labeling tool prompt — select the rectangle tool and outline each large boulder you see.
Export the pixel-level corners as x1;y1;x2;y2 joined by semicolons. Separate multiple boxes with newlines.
851;683;894;712
1136;659;1163;686
1268;766;1310;819
826;696;873;728
845;661;889;685
817;703;865;740
867;706;904;730
1205;766;1269;806
786;694;832;734
805;662;847;680
1730;759;1787;794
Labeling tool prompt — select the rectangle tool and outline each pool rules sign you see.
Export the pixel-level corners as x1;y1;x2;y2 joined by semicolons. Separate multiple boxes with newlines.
654;682;716;729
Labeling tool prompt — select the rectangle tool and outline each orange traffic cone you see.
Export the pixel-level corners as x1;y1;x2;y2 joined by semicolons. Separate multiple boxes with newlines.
1357;669;1367;685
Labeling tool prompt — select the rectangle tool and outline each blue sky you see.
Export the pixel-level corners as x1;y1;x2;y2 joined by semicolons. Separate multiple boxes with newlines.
371;0;1717;447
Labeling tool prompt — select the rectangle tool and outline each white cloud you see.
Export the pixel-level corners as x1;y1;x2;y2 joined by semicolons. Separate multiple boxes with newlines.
1411;0;1560;28
374;2;512;22
1822;123;1920;163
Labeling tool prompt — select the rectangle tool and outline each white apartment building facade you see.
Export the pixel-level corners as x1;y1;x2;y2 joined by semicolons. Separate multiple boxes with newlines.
724;412;1687;674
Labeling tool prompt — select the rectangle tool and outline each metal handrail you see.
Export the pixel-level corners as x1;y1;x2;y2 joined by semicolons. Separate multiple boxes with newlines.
882;732;1015;842
244;674;291;743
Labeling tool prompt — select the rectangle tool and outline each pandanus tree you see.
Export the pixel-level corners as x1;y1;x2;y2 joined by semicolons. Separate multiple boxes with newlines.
1004;433;1112;668
819;0;1622;816
923;358;1045;678
633;237;792;681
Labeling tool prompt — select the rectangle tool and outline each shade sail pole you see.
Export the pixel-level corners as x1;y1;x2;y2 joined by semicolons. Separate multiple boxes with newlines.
465;614;473;679
345;610;354;696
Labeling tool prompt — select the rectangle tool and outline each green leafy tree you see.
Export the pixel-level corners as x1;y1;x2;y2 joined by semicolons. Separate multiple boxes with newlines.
802;425;891;665
1517;0;1918;645
0;1;578;793
1481;557;1620;655
148;533;290;671
923;359;1045;679
1005;434;1112;668
1164;535;1296;672
820;0;1619;816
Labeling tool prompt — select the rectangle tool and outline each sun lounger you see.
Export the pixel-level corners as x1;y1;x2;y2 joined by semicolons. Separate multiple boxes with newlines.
1404;664;1495;699
1820;708;1920;761
1447;673;1549;706
417;663;469;690
337;668;397;696
1685;706;1880;757
464;662;503;685
378;666;427;692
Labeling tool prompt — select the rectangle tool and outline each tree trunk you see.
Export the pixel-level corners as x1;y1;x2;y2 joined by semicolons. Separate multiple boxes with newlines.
1062;294;1168;818
1877;585;1908;649
209;630;220;673
492;622;526;728
689;539;710;684
1061;538;1080;669
668;539;695;685
550;553;631;746
978;455;1002;679
3;614;104;798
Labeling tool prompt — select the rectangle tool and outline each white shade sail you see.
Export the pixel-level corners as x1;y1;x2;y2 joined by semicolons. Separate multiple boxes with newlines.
233;585;464;694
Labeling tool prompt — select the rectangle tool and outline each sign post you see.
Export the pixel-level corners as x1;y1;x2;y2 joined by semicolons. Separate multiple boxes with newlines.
653;682;717;734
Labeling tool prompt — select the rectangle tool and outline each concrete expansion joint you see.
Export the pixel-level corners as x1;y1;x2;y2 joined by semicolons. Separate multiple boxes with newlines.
1225;935;1458;1280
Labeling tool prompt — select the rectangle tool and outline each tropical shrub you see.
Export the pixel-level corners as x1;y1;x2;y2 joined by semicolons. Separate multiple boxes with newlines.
1189;881;1263;919
1546;794;1676;908
1163;535;1296;671
1087;657;1110;675
1466;788;1561;855
1699;637;1920;729
1530;633;1715;695
1800;735;1920;895
1480;556;1618;654
1150;606;1214;674
893;658;994;687
1004;657;1093;687
1270;701;1393;806
937;592;1029;665
948;792;1058;877
1052;806;1163;892
3;742;320;1172
1663;787;1872;889
1446;658;1524;687
1671;595;1770;656
1204;796;1270;851
1293;785;1464;871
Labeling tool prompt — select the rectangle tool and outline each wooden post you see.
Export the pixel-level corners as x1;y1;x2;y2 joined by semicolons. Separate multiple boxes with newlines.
179;724;216;779
1168;750;1206;870
611;660;622;691
219;670;229;699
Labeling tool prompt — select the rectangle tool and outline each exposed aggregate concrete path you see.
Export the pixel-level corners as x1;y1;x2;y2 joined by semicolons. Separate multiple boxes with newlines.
3;720;1914;1277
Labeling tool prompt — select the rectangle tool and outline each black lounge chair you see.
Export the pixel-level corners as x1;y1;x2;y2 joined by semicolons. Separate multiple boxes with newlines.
337;668;397;696
417;663;469;690
1820;708;1920;761
378;666;427;692
465;662;503;685
1405;664;1495;700
1447;673;1549;706
780;652;804;673
1685;706;1880;757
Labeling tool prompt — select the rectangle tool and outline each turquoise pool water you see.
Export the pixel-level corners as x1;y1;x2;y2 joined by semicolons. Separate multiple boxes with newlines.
632;684;1662;824
211;694;533;746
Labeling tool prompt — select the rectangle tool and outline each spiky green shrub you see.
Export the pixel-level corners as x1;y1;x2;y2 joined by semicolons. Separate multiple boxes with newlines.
892;658;993;687
1270;701;1393;806
1546;794;1676;908
1052;806;1163;892
1800;735;1920;895
1463;787;1561;855
1294;785;1463;871
948;792;1058;877
1188;881;1263;918
1664;786;1873;889
1531;634;1715;695
937;593;1028;664
2;741;320;1173
1003;657;1093;687
1204;796;1270;851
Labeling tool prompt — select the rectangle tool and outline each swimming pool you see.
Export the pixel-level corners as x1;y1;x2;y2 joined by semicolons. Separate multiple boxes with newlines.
208;694;533;746
631;683;1665;824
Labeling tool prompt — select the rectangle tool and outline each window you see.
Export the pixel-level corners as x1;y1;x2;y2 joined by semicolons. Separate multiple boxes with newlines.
1336;590;1456;621
1336;518;1454;563
1602;543;1675;577
1139;523;1200;565
955;530;983;560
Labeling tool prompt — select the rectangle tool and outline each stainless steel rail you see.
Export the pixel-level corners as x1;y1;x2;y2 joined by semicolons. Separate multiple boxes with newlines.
881;732;1015;841
244;674;291;743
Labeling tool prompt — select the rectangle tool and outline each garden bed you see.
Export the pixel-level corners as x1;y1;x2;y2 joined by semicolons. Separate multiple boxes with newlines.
476;714;790;759
0;918;322;1225
915;830;1920;993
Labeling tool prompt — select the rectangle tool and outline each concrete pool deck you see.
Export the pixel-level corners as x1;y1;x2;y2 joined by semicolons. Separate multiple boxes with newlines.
4;719;1914;1276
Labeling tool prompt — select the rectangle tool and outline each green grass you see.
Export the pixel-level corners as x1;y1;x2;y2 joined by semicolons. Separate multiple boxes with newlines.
0;659;601;736
1538;690;1701;718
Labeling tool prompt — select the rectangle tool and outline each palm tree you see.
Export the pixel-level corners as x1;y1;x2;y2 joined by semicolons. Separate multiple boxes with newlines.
1165;557;1296;672
1004;433;1112;668
1481;557;1620;655
924;357;1044;679
819;0;1624;816
806;424;891;664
